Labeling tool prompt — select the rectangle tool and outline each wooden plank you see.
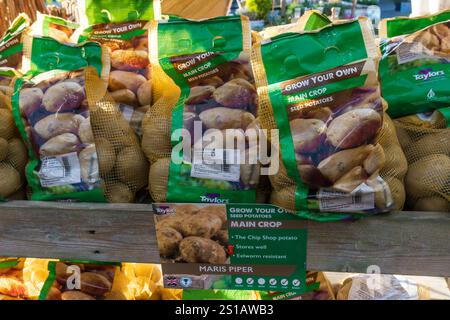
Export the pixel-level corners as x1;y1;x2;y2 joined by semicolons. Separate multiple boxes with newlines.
0;201;449;277
304;211;450;277
0;201;159;263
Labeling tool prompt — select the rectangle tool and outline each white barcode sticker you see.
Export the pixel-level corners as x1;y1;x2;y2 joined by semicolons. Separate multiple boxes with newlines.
318;183;375;212
39;152;81;187
396;41;428;65
191;148;240;182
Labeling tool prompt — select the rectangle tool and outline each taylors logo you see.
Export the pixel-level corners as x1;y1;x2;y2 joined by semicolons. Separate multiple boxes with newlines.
154;205;175;216
414;68;445;81
200;193;228;204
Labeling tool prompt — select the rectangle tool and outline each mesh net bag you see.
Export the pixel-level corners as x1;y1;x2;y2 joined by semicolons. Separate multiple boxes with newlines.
394;110;450;212
253;18;400;219
13;67;148;203
0;70;27;200
143;16;267;204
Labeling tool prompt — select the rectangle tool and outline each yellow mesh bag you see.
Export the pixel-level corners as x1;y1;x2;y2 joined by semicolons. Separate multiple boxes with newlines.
0;70;27;200
14;67;148;203
254;18;401;216
143;16;266;204
85;68;150;202
394;110;450;212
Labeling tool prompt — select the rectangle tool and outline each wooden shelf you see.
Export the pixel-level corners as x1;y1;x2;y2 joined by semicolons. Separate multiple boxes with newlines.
0;201;449;277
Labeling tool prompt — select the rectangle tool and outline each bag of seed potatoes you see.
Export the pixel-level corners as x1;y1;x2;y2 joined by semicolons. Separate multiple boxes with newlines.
75;0;161;137
11;35;148;203
30;13;80;44
379;12;450;211
143;16;265;204
253;18;399;219
379;10;450;118
0;14;30;71
0;68;28;201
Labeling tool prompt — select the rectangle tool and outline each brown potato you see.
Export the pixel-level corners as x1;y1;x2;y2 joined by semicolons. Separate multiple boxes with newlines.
109;71;146;93
0;163;21;198
157;227;183;257
110;50;149;71
39;133;80;156
115;147;149;191
45;287;62;300
411;130;450;159
43;81;85;112
149;158;170;202
382;141;408;179
186;86;215;105
199;76;224;88
80;272;112;297
179;237;227;264
213;78;255;108
106;182;134;203
78;117;94;144
199;107;255;130
214;229;229;246
327;109;382;149
175;204;200;216
180;212;222;239
157;215;184;233
95;138;116;174
405;154;450;199
195;206;227;228
61;291;95;300
110;89;138;106
413;196;450;212
302;107;332;122
0;137;8;161
19;88;43;116
298;164;333;189
34;113;84;140
291;119;326;153
333;166;367;193
6;138;27;173
0;109;16;140
363;144;386;175
318;145;374;183
141;115;172;160
137;80;152;106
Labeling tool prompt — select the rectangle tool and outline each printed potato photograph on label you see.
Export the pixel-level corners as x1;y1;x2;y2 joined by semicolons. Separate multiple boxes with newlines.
253;18;394;218
144;16;264;204
77;0;160;137
154;203;231;290
153;203;311;293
